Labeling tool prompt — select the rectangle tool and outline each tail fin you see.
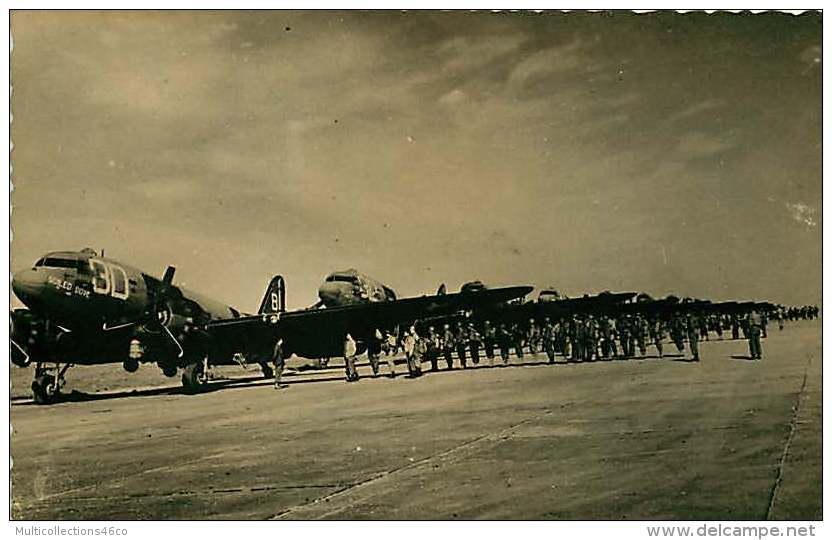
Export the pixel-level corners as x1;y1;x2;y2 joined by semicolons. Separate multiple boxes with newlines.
258;275;286;314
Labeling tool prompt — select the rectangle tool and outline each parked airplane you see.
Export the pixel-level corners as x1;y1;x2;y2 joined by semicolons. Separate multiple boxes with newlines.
10;248;532;403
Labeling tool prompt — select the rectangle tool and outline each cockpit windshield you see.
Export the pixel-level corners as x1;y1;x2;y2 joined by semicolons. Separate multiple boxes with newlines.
35;257;79;269
326;275;358;284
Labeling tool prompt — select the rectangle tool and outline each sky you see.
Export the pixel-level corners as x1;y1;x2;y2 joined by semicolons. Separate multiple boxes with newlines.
10;11;821;311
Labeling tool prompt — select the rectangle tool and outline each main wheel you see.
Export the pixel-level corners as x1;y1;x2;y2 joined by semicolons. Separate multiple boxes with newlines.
123;359;139;373
160;363;178;377
181;361;207;393
260;362;274;379
32;374;57;405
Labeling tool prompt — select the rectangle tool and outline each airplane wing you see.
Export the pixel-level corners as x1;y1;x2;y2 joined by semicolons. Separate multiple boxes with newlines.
206;285;533;360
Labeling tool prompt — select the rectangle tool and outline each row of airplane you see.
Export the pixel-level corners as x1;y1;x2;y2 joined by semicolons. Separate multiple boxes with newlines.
10;248;533;403
10;248;772;405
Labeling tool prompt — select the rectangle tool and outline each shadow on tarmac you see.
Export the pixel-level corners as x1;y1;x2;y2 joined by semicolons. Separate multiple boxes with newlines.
11;350;709;407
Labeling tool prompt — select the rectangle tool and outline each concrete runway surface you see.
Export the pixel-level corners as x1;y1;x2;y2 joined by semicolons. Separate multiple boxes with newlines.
11;322;821;520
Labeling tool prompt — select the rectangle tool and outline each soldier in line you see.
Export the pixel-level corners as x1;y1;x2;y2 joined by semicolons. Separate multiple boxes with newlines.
527;318;541;354
686;315;700;362
368;328;383;376
699;314;709;341
671;314;686;353
425;326;440;372
498;323;512;365
403;328;421;377
511;322;525;360
272;337;287;389
618;316;632;359
649;318;664;358
584;315;598;361
442;323;455;370
455;322;469;368
731;314;740;340
468;323;482;365
553;318;566;356
542;318;557;364
747;308;764;360
633;315;647;357
483;320;497;365
568;316;581;362
344;333;359;382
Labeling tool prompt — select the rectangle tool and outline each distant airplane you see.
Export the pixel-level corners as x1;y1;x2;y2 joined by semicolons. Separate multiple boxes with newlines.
10;249;532;403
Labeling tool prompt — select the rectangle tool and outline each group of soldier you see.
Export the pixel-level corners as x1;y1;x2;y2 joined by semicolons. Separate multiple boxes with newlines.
330;304;816;383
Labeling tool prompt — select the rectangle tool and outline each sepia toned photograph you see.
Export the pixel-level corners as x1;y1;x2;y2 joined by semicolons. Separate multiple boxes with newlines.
9;9;821;522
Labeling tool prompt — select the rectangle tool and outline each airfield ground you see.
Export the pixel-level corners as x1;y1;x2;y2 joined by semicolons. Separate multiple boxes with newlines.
10;321;821;520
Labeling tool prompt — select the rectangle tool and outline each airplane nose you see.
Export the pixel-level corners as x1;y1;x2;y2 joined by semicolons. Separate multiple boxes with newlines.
12;268;43;304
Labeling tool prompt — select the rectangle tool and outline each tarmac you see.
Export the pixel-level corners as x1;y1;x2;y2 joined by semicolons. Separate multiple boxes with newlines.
10;321;821;520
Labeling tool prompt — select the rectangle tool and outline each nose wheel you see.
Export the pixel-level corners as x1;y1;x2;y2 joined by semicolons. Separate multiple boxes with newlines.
31;363;71;405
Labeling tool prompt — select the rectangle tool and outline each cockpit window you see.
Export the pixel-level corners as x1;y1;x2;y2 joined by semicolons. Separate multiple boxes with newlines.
38;257;79;269
326;275;357;283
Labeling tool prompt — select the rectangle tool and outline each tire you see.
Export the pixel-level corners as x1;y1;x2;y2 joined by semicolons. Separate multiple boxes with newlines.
123;359;139;373
161;364;178;378
260;363;274;379
181;362;207;393
32;374;56;405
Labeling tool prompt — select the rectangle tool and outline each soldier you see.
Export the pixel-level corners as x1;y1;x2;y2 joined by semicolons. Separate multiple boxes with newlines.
385;330;398;356
425;326;440;372
483;320;496;365
344;333;359;382
510;322;525;360
569;315;582;362
442;323;455;370
498;323;512;365
468;323;482;365
599;316;613;359
618;316;631;359
368;328;383;376
731;314;740;340
686;315;700;362
455;322;469;368
527;318;540;354
649;318;664;358
584;315;598;361
272;337;287;389
633;315;647;357
403;328;420;377
542;317;557;364
747;309;764;360
671;314;686;353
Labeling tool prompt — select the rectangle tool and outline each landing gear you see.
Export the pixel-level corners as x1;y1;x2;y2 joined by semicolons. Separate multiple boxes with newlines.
160;363;178;378
181;357;209;393
123;359;139;373
31;363;71;405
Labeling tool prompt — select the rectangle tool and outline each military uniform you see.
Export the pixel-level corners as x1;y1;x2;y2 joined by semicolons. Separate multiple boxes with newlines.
498;324;511;364
442;325;455;370
468;324;482;365
455;324;469;368
272;338;287;389
368;329;383;376
483;321;496;365
344;334;359;381
747;311;764;360
686;316;699;362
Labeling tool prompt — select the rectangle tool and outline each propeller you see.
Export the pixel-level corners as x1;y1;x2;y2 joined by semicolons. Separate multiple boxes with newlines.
146;266;185;358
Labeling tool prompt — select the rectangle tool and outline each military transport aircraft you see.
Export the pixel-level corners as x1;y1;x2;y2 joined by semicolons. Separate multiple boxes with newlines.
10;249;532;403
